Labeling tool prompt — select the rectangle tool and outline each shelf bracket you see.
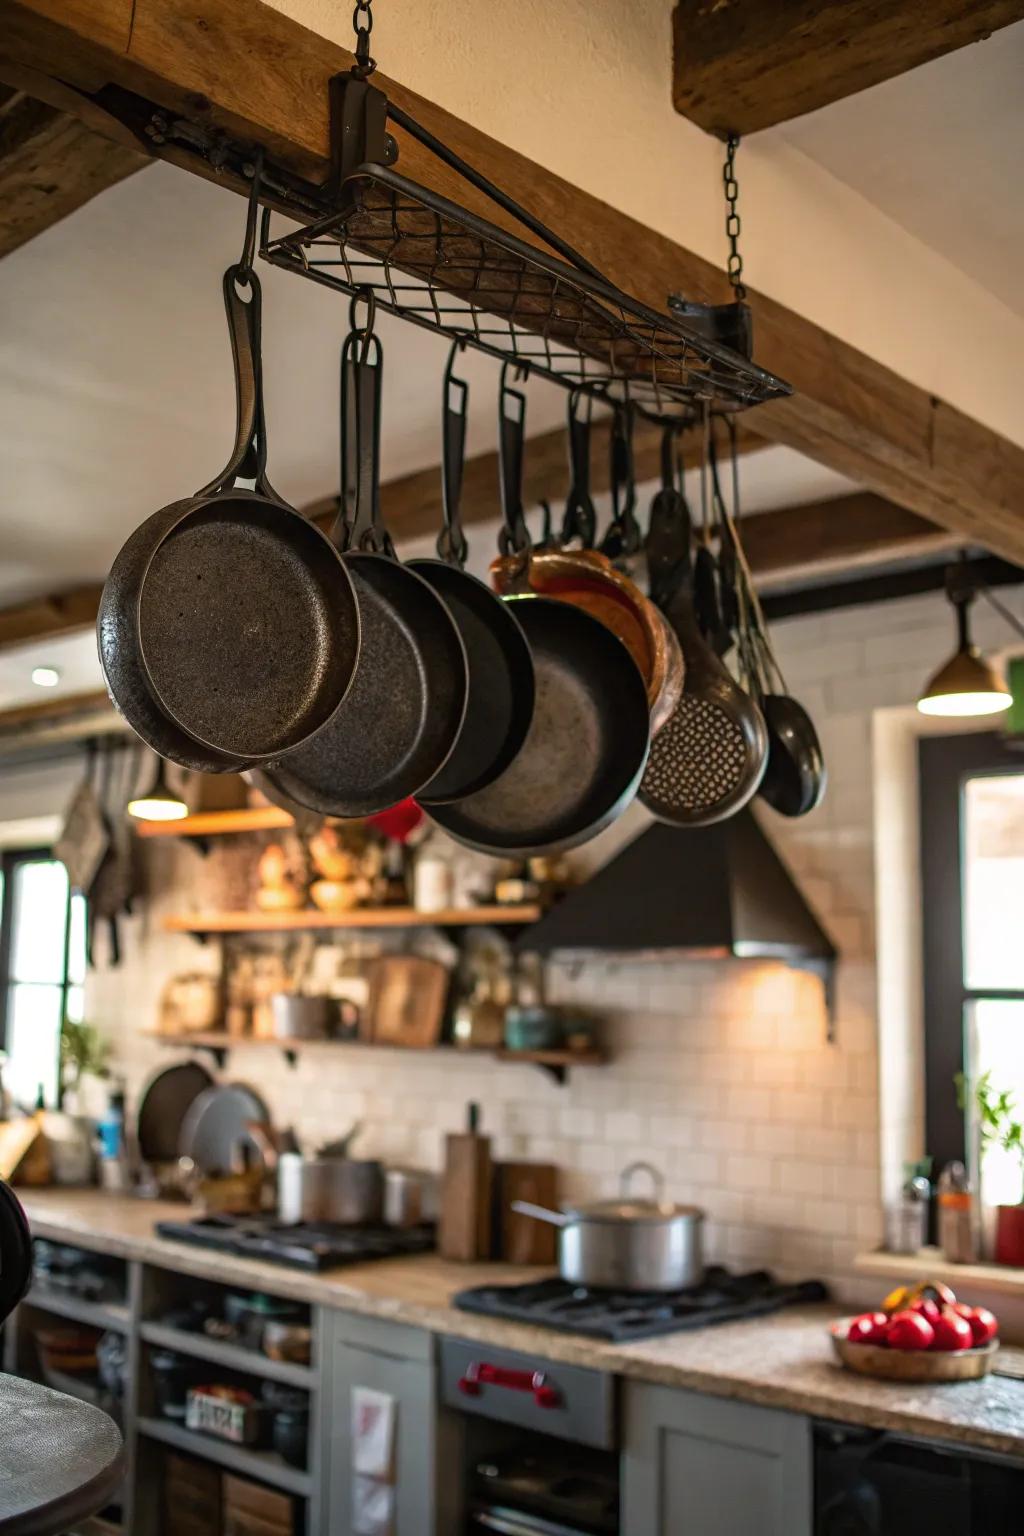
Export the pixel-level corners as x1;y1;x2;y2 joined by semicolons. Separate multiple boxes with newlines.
537;1061;569;1086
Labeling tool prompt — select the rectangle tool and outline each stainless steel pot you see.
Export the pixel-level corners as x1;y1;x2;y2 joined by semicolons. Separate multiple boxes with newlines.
513;1162;704;1292
277;1152;383;1225
383;1167;439;1229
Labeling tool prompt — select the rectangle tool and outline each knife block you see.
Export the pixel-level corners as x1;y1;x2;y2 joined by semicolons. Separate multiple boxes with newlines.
439;1102;493;1262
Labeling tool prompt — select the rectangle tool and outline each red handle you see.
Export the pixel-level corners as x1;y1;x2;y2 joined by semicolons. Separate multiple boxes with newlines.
457;1361;561;1409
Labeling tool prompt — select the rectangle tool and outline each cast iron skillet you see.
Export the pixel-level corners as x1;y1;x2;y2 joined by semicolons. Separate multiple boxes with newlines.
409;344;535;805
0;1178;32;1327
98;264;359;769
264;317;468;817
429;371;650;857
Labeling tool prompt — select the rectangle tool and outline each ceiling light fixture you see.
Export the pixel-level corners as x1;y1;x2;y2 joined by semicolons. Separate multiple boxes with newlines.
917;555;1012;718
31;666;61;688
127;756;188;822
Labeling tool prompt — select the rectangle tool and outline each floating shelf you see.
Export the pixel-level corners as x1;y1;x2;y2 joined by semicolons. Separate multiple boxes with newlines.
138;1415;311;1497
136;807;298;839
143;1030;603;1082
162;905;541;936
139;1322;314;1390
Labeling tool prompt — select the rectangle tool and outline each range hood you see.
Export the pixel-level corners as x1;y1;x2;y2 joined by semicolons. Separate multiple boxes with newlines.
523;810;836;969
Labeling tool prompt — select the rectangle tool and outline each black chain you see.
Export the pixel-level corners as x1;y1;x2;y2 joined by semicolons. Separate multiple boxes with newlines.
352;0;376;78
722;133;746;301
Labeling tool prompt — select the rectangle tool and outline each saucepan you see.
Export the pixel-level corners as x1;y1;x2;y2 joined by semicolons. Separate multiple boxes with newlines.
513;1162;704;1292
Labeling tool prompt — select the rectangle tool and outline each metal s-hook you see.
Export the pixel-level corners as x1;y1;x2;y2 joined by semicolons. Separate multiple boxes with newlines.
236;149;264;287
348;287;377;361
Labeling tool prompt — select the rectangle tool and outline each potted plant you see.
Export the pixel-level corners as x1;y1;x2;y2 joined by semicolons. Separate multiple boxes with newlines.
957;1071;1024;1266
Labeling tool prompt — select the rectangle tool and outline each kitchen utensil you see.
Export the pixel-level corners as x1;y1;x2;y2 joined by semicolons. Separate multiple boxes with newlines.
429;372;650;857
512;1162;704;1291
498;1163;559;1264
317;1119;363;1159
640;473;767;826
600;400;643;564
364;954;449;1048
830;1320;998;1382
99;260;359;770
261;313;468;816
439;1102;493;1261
178;1083;270;1177
559;388;598;549
269;993;331;1041
409;345;535;805
55;743;109;893
383;1166;440;1228
276;1151;384;1224
135;1061;215;1167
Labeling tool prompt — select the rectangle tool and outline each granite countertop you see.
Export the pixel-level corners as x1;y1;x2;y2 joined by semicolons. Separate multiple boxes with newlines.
18;1189;1024;1461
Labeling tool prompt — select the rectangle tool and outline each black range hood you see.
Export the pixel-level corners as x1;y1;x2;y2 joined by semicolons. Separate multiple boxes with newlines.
523;809;836;978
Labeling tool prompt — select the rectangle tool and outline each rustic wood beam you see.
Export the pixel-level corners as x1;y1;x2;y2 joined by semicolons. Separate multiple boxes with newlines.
0;583;105;651
672;1;1024;137
741;492;955;587
1;0;1023;563
0;83;147;257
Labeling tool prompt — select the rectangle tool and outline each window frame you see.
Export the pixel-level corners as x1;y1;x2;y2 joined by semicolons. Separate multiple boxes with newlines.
918;730;1024;1176
0;846;76;1105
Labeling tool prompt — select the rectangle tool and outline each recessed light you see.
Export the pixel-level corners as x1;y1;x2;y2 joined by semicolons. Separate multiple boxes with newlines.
31;666;61;688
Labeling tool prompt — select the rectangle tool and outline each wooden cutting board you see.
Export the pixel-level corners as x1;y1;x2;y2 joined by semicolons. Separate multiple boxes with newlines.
364;955;449;1047
497;1162;559;1264
439;1103;493;1262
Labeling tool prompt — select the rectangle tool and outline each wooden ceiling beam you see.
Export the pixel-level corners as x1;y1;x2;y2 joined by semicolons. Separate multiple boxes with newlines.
1;0;1023;563
740;492;956;587
0;82;147;258
671;1;1024;137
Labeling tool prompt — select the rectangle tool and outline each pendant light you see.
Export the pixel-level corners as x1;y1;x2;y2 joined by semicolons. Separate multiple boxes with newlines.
917;556;1011;718
127;755;188;821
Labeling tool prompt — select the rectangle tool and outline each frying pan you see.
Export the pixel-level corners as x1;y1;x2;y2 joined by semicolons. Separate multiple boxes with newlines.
99;261;359;770
135;1060;213;1166
409;345;535;805
262;318;468;817
429;370;650;857
490;391;682;728
640;478;767;827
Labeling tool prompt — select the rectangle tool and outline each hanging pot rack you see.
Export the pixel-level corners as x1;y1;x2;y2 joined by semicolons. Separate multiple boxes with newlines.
255;75;792;419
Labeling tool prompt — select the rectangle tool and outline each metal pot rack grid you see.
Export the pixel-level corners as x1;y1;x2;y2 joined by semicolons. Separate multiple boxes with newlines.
259;166;791;418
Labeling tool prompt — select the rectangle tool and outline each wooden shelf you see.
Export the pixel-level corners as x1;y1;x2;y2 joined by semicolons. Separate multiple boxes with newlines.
24;1286;131;1334
137;807;297;838
144;1030;604;1081
139;1322;314;1390
162;905;541;935
138;1415;311;1498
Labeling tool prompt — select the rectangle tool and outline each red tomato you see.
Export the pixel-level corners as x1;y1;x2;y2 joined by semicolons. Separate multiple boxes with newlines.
930;1308;974;1352
886;1310;935;1351
909;1297;941;1325
846;1312;890;1345
953;1304;999;1346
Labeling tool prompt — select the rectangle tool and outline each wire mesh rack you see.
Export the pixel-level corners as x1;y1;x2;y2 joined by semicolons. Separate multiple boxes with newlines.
260;165;791;417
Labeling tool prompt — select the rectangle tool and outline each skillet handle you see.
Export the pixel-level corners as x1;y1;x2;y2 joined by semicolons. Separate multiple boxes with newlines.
437;342;469;567
601;402;641;561
561;388;597;548
497;366;530;559
198;267;284;505
347;328;390;556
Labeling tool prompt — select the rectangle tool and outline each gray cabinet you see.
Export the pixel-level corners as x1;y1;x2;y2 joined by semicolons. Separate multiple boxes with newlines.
322;1311;461;1535
621;1382;812;1536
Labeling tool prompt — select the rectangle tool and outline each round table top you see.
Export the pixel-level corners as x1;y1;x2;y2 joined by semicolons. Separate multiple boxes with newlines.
0;1372;123;1536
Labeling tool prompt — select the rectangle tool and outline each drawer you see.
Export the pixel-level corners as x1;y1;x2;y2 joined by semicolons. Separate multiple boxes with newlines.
439;1336;616;1450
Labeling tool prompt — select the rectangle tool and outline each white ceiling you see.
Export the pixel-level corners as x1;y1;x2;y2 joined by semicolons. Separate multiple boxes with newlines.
774;20;1024;319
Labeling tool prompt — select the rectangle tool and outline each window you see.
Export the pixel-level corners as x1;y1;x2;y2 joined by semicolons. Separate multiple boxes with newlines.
919;732;1024;1200
0;849;87;1109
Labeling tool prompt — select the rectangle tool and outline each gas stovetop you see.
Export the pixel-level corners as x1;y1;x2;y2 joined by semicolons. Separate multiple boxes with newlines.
454;1267;828;1342
156;1215;435;1271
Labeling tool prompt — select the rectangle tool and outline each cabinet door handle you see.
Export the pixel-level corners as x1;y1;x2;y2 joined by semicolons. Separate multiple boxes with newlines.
457;1361;561;1408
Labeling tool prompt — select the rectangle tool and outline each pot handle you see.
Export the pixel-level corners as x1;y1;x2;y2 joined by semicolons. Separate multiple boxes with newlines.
437;341;470;567
620;1160;665;1202
510;1200;569;1227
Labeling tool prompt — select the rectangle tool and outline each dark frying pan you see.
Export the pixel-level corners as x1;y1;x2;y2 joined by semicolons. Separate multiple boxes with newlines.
99;261;359;769
409;345;535;805
429;370;650;857
262;318;468;817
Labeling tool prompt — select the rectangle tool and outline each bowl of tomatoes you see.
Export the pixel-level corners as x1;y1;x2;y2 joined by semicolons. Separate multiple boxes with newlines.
831;1282;999;1382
